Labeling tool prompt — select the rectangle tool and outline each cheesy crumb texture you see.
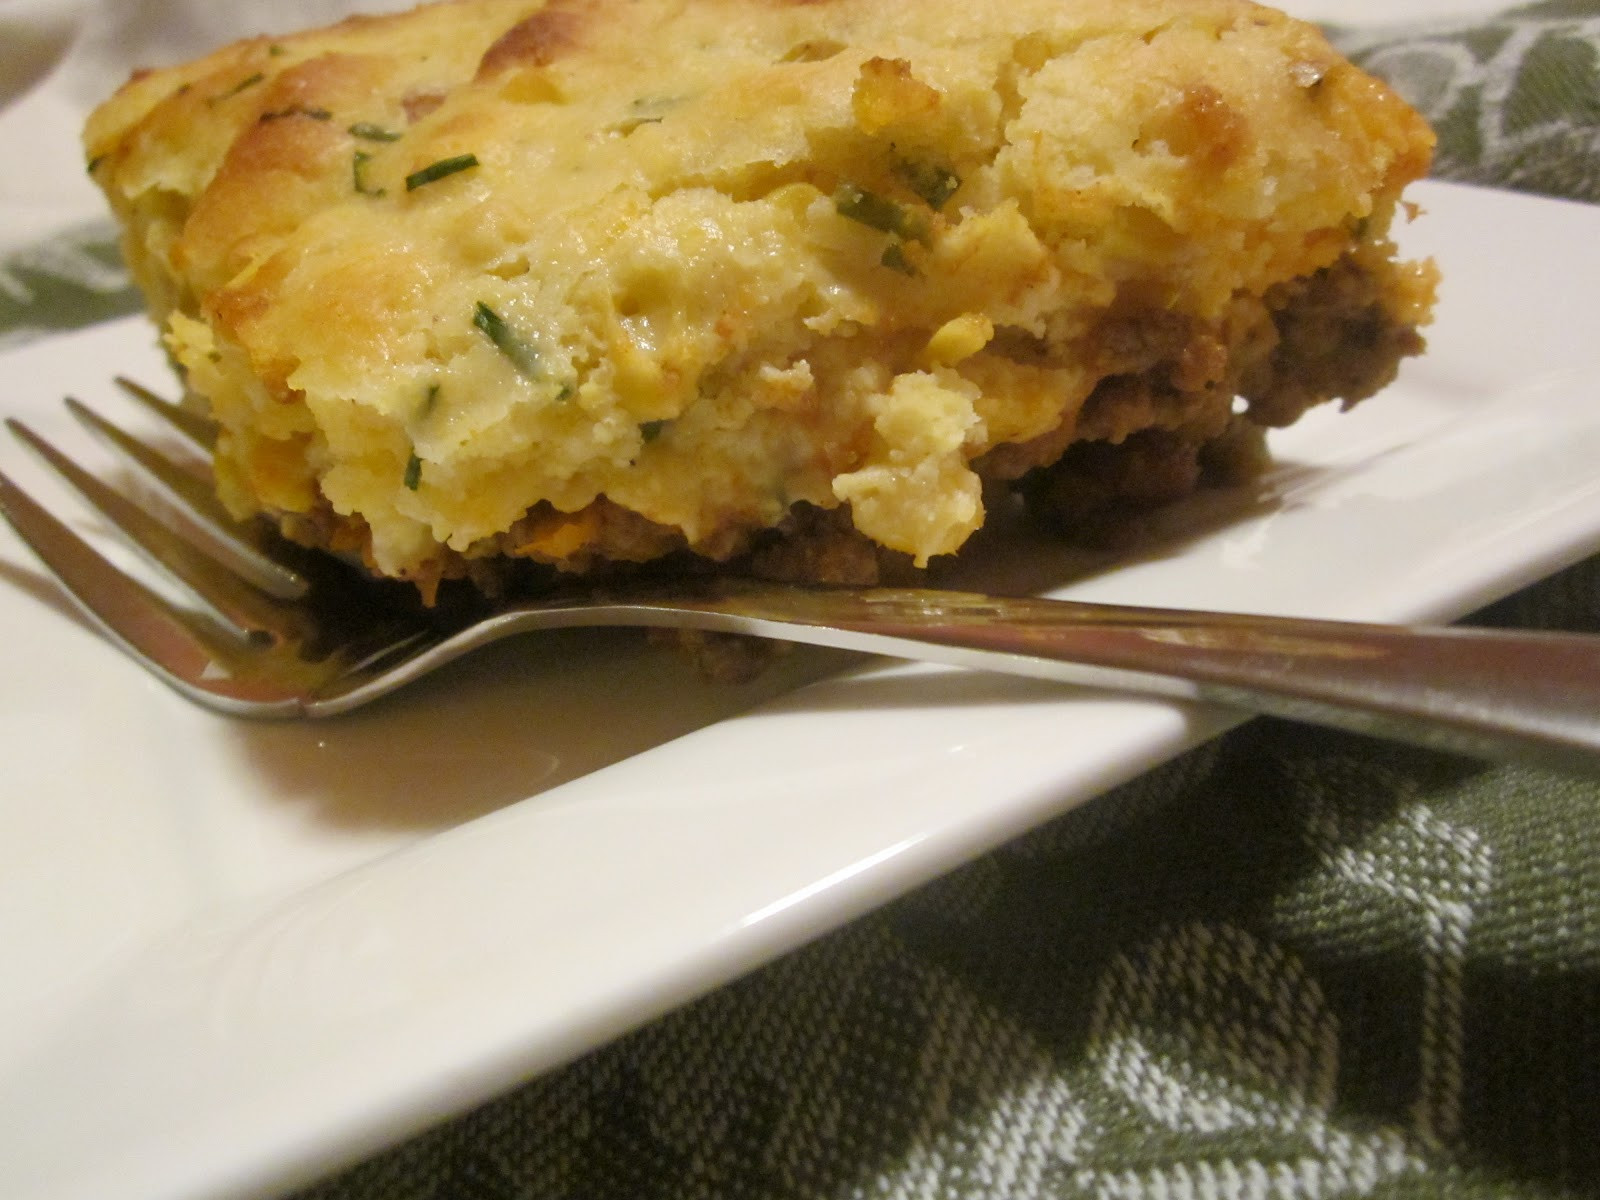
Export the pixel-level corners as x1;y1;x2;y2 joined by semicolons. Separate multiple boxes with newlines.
85;0;1437;591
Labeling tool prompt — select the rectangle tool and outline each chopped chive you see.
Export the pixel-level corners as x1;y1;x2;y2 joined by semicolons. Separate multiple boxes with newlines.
403;452;423;491
879;242;917;276
419;382;441;418
268;44;287;57
780;39;845;63
208;72;265;105
612;115;664;136
85;155;106;175
260;105;332;123
894;160;961;210
640;419;669;443
473;302;542;378
834;183;926;241
349;122;402;142
353;150;385;196
405;153;479;191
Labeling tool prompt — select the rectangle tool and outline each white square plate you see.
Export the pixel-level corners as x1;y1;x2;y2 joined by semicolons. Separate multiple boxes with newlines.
3;181;1600;1200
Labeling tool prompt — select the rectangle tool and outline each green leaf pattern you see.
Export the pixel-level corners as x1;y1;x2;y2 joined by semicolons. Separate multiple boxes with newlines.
1335;2;1600;201
0;220;140;350
285;700;1600;1198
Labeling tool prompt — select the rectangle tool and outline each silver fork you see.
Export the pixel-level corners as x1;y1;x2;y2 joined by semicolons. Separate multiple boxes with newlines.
2;380;1599;773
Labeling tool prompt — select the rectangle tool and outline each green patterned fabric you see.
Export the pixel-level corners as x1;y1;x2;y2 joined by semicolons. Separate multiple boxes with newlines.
1337;0;1600;203
0;222;139;351
283;691;1600;1199
7;4;1600;1197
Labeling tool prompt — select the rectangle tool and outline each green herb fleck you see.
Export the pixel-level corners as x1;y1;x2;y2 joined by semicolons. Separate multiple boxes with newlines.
85;155;106;175
780;39;845;63
640;419;670;443
879;242;917;276
405;153;479;191
261;105;332;123
403;452;423;491
629;94;681;115
419;382;441;418
208;72;265;105
834;183;926;241
349;122;402;142
473;302;541;378
615;94;679;133
612;115;664;136
353;150;385;196
894;160;961;210
268;44;288;57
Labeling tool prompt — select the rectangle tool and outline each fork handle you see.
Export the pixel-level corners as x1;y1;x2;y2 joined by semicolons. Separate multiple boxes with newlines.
614;584;1600;774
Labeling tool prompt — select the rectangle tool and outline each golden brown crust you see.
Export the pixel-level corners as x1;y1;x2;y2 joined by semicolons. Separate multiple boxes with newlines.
477;0;590;76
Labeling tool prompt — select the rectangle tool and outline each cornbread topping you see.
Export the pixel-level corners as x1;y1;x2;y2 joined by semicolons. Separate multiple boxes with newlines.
84;0;1437;600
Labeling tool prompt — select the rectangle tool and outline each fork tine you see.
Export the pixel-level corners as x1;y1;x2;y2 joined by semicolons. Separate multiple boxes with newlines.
7;418;312;646
70;395;223;519
65;396;309;601
114;376;216;451
0;467;311;715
